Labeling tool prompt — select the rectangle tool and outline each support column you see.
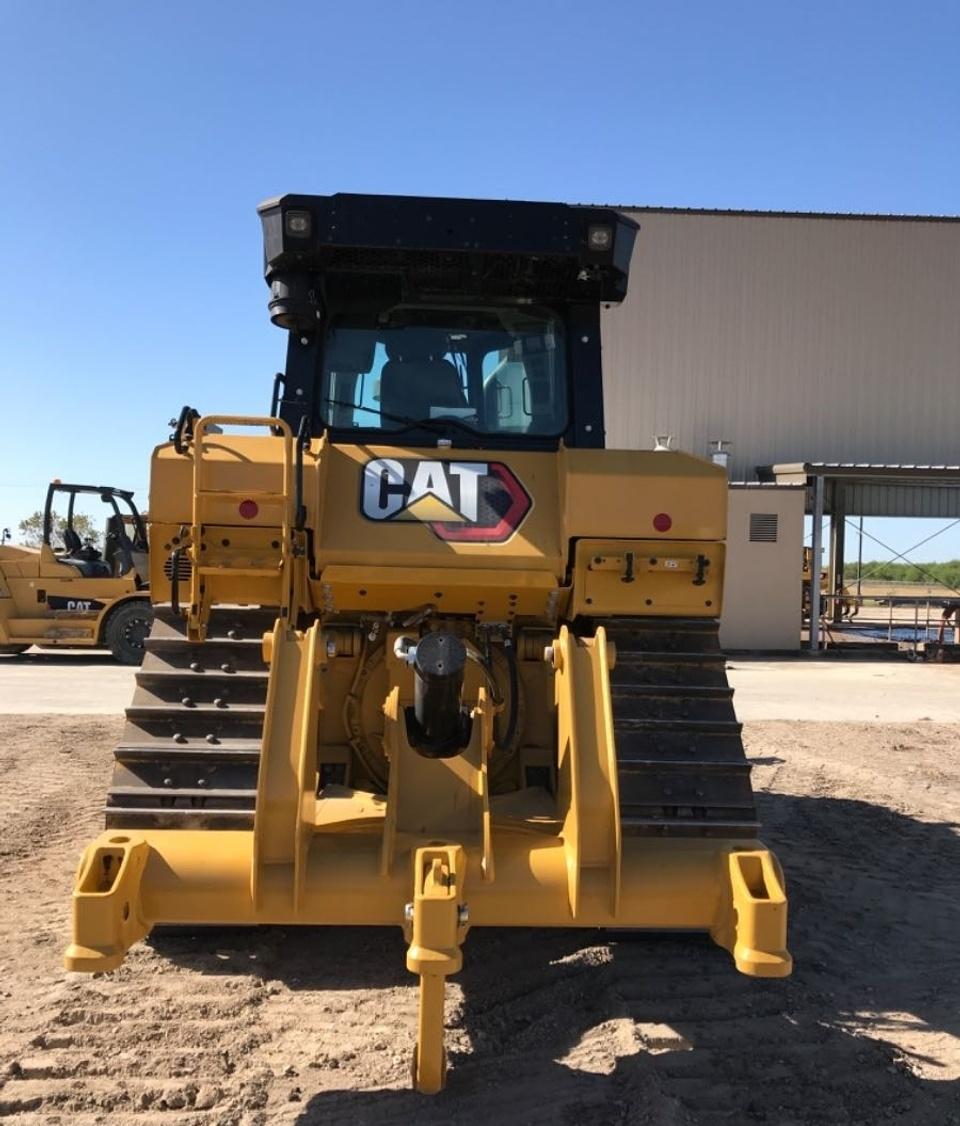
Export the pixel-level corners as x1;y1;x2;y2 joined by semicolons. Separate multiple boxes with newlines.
829;484;846;626
809;474;825;652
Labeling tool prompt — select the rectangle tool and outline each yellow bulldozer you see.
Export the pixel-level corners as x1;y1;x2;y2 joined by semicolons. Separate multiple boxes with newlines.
66;193;791;1092
1;481;152;663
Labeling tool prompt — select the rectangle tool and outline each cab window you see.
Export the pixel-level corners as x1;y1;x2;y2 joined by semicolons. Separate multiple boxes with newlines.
321;307;566;437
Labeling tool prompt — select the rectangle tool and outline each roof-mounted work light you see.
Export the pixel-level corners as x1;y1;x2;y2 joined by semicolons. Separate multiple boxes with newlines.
586;224;613;251
284;209;312;238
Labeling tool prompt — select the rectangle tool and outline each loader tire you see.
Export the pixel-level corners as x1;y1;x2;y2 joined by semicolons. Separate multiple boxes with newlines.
105;601;153;665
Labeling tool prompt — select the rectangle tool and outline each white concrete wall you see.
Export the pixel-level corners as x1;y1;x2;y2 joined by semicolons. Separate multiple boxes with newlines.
720;486;805;651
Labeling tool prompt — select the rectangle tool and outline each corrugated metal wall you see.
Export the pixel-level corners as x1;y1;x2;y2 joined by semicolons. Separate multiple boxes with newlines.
835;483;960;518
600;210;960;481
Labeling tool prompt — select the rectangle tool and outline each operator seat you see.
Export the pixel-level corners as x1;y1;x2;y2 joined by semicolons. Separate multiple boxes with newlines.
57;554;113;579
57;527;112;579
379;332;467;424
62;527;83;554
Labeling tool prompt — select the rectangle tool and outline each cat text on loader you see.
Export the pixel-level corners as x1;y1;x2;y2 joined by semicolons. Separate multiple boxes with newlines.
67;193;791;1093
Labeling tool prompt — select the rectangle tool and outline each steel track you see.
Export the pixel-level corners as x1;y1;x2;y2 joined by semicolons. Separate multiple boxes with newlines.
105;605;271;829
603;617;758;838
107;609;757;839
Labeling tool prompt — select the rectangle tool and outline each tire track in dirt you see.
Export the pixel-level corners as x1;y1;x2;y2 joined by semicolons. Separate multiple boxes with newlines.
0;717;121;1089
0;718;269;1124
0;716;957;1124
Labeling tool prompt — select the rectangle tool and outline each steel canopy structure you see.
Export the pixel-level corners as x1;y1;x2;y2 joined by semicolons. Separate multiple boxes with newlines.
758;463;960;649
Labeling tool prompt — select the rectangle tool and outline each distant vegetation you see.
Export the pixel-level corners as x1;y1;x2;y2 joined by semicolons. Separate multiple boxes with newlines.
843;560;960;590
16;510;102;549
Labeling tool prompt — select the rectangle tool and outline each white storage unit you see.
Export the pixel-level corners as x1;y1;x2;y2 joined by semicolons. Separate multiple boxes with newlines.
720;486;806;651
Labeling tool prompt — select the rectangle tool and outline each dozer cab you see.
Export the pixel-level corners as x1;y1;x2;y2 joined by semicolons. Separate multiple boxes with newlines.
67;193;791;1092
1;481;152;664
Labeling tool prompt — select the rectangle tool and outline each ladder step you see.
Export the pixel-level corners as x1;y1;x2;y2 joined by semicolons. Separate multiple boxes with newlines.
621;818;759;835
151;604;280;638
115;743;261;764
137;667;269;683
612;684;733;699
615;718;743;734
127;702;265;716
108;786;255;801
105;808;255;827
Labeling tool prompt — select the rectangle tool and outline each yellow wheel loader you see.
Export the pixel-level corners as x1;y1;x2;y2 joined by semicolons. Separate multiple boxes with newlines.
67;193;791;1092
1;482;152;664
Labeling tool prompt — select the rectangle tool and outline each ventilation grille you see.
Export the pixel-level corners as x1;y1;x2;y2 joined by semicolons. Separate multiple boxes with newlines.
163;554;192;581
749;513;779;543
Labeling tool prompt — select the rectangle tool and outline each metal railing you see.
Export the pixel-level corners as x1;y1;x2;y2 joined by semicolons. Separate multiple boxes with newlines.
811;592;959;656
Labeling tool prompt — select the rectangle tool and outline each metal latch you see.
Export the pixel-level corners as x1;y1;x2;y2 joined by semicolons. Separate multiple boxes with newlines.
589;553;636;584
588;552;710;585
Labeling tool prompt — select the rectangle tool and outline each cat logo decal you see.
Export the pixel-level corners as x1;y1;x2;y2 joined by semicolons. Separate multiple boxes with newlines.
361;459;532;543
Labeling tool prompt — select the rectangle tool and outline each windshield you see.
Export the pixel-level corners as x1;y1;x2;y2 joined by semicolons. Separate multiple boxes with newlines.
320;306;566;437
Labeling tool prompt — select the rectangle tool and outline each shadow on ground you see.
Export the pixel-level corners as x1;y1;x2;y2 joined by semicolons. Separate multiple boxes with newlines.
149;790;960;1125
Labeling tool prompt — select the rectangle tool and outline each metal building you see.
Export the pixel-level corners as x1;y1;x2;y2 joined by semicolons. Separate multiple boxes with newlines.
601;208;960;478
599;207;960;649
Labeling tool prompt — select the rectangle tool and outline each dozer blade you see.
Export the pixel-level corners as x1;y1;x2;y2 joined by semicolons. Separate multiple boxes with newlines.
69;619;790;1094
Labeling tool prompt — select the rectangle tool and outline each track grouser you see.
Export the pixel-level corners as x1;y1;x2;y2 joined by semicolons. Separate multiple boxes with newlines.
67;192;791;1092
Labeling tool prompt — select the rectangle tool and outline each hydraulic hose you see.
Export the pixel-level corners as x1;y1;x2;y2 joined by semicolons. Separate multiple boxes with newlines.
463;641;503;708
499;635;519;752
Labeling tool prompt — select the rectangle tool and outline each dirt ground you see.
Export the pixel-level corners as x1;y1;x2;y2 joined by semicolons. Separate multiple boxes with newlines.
0;714;957;1125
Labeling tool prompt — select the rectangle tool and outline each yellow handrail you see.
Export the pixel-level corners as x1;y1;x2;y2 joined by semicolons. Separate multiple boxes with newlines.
186;415;296;640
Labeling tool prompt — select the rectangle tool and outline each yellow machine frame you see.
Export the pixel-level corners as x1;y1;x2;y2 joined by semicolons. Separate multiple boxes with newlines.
68;419;790;1092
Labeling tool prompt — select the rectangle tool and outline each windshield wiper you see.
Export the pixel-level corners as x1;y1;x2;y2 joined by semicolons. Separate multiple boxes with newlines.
322;399;480;436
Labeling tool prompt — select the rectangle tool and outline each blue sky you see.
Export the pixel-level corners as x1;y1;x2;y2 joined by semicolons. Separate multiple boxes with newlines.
2;0;959;558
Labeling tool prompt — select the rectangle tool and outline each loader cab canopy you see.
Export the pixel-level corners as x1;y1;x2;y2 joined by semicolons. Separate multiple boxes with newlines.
259;192;638;450
42;483;147;582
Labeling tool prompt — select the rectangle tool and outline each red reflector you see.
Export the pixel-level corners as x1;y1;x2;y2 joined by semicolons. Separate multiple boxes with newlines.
653;512;672;533
238;499;259;519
